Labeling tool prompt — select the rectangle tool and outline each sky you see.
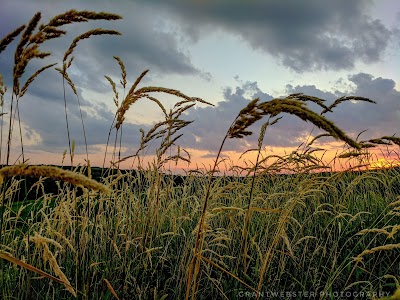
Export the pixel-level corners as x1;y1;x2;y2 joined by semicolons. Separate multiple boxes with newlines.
0;0;399;173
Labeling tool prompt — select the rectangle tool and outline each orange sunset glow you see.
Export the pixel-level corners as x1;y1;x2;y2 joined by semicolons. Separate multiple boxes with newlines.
367;158;400;170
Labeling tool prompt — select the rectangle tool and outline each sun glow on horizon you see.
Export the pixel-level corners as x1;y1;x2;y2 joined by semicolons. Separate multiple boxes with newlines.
367;158;400;170
9;144;400;176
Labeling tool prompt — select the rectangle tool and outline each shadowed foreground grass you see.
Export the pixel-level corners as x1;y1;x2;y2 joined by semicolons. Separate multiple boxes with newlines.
0;166;399;299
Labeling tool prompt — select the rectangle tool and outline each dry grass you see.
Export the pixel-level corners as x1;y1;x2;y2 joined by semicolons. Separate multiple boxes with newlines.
0;164;110;194
186;93;383;299
353;244;400;263
27;232;76;297
0;250;76;296
101;55;213;171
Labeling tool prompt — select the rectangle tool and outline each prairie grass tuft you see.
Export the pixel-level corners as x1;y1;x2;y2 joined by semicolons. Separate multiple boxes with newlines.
0;164;111;194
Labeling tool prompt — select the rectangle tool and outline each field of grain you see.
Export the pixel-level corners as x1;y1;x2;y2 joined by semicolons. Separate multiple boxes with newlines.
0;10;399;300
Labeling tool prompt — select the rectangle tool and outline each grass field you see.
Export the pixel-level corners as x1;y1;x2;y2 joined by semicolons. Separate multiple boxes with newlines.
1;10;400;300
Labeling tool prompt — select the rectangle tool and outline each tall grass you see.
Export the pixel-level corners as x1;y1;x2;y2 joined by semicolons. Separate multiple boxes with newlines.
0;10;399;300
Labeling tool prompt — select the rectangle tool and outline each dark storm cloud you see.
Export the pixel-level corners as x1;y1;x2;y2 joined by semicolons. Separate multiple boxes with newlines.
148;0;395;72
0;0;200;96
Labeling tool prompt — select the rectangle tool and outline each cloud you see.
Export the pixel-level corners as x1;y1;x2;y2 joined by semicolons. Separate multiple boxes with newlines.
150;0;396;72
4;69;399;164
177;72;400;154
1;1;399;165
11;89;147;156
0;0;201;97
178;80;314;154
327;73;400;136
283;73;400;139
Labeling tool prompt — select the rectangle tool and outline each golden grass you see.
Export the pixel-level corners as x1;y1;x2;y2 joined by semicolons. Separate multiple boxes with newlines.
0;25;26;55
104;279;120;300
115;81;213;130
186;92;383;299
27;232;76;297
0;164;110;194
63;29;121;63
228;97;361;150
0;250;76;297
353;244;400;263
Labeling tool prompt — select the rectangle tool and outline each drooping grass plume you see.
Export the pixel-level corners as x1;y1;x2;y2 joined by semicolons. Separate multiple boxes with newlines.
382;136;400;146
102;60;213;170
26;232;77;297
0;250;76;297
116;83;213;130
104;279;120;300
13;12;46;95
63;29;121;64
19;63;57;97
228;97;361;150
0;25;26;55
55;66;78;95
367;138;392;145
3;9;122;166
113;56;127;89
187;94;374;299
105;75;119;107
353;243;400;263
322;95;376;115
337;148;366;159
46;10;121;27
287;92;331;113
0;164;110;194
307;133;333;146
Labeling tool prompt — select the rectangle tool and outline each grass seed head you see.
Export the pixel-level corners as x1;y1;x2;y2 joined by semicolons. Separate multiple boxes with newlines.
0;164;111;194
